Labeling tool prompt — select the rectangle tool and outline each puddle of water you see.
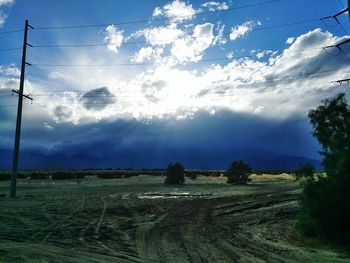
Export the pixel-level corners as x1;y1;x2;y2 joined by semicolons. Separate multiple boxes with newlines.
137;192;213;199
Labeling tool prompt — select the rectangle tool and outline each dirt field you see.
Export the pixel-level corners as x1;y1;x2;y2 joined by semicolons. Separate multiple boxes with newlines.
0;175;349;262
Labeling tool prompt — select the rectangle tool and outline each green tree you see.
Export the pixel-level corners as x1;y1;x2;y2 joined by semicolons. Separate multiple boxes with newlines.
308;93;350;177
165;162;185;185
294;162;315;181
298;93;350;243
226;160;252;184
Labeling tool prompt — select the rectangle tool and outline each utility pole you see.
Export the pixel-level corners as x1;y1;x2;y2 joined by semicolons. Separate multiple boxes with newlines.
10;20;33;198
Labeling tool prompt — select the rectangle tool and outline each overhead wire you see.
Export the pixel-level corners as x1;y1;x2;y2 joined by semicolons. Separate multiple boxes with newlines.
24;46;337;67
29;17;325;49
31;0;280;30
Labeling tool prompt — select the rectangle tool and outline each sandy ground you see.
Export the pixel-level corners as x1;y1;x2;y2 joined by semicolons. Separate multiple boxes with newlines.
0;175;349;262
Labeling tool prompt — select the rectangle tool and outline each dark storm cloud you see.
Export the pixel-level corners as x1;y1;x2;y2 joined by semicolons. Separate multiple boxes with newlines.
53;105;73;123
0;110;321;170
80;87;115;110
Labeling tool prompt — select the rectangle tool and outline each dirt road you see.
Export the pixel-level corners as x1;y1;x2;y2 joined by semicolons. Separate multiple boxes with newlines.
0;177;348;262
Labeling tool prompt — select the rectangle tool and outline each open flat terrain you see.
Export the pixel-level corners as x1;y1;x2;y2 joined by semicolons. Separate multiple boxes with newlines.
0;174;349;262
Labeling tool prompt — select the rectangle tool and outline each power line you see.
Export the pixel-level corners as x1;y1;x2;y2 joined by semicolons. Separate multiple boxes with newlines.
32;0;280;30
0;47;22;53
337;0;346;9
24;47;335;67
16;68;350;97
0;45;338;69
29;17;326;49
0;29;24;36
0;104;19;108
0;69;347;109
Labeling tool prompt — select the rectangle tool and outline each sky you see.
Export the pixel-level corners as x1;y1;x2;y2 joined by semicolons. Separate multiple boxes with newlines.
0;0;349;170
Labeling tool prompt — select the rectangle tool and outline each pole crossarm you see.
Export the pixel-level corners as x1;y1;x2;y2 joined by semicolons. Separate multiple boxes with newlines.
11;89;33;101
322;8;349;21
324;38;350;49
333;78;350;85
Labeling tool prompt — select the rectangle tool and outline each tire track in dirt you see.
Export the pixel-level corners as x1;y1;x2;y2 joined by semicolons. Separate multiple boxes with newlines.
42;196;86;243
77;195;151;263
136;184;301;263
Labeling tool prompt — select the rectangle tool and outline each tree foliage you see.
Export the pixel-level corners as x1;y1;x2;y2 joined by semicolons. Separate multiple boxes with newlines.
165;162;185;185
226;160;252;184
294;162;315;181
298;93;350;243
308;93;350;178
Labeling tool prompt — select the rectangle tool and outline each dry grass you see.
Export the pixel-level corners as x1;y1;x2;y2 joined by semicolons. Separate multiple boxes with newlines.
250;173;294;181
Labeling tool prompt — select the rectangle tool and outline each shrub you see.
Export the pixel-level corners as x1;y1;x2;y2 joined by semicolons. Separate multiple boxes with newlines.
185;171;198;180
294;162;315;181
298;176;350;243
30;172;49;180
97;173;122;179
52;171;77;180
226;160;252;184
165;162;185;185
0;174;11;181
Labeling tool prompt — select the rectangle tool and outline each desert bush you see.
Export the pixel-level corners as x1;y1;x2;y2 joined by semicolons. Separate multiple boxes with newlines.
165;162;185;185
97;173;123;179
226;160;252;184
0;174;11;181
186;171;198;180
294;162;315;181
30;172;49;180
18;172;30;179
298;175;350;243
52;171;76;180
298;93;350;244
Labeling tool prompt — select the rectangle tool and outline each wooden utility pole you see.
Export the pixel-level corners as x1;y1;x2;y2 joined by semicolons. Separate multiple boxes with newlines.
10;20;33;198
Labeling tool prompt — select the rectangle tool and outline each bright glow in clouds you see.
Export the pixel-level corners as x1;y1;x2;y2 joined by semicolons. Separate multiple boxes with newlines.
0;1;348;126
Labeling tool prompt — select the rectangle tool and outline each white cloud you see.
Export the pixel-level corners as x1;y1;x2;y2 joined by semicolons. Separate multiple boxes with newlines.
213;23;226;45
12;26;349;124
0;0;14;4
170;23;214;63
286;37;295;44
256;50;273;59
152;7;162;17
152;0;196;23
134;23;184;46
0;65;20;77
48;71;65;80
201;1;229;11
229;20;261;41
254;105;265;114
104;25;124;53
0;0;14;27
44;122;54;131
132;47;154;63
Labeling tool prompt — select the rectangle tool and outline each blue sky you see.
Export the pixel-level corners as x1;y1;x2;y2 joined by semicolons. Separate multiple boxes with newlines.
0;0;349;169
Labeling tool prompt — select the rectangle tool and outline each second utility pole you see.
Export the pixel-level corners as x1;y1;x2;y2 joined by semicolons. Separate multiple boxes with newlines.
10;20;33;198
